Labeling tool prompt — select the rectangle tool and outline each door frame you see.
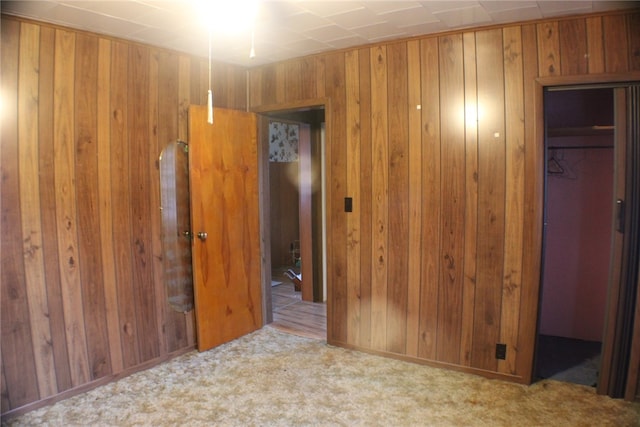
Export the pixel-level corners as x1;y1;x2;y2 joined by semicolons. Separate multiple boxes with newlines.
251;98;331;326
532;73;640;398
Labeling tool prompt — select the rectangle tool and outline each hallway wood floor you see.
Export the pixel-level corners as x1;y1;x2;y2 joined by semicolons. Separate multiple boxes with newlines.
270;269;326;340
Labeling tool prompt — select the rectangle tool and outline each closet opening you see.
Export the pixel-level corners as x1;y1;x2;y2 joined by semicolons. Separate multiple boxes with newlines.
535;87;615;387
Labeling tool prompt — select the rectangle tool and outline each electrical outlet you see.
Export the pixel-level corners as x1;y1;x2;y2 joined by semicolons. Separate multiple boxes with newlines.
495;343;507;360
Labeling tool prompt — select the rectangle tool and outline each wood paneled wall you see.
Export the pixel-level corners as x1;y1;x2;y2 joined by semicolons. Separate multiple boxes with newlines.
0;16;246;415
248;11;640;382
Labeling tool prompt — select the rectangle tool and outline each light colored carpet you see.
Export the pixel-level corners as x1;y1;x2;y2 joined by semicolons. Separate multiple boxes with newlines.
4;327;639;426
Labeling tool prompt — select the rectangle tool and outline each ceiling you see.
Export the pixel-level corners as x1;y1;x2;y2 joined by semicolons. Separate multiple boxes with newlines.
2;1;638;67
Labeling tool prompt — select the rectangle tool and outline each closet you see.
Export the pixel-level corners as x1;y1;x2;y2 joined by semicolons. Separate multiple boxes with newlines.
536;88;614;386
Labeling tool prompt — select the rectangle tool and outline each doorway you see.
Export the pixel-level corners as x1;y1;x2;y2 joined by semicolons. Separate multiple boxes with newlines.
258;106;327;340
536;87;615;387
534;81;640;399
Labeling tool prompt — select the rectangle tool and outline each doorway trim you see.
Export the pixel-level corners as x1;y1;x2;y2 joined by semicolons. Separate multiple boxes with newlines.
532;72;640;399
250;98;331;327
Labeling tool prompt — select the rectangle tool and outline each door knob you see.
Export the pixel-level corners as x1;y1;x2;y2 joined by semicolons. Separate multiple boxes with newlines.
197;231;208;241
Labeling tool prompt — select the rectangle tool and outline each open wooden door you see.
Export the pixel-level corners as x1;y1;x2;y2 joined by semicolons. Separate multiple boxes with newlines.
188;105;262;352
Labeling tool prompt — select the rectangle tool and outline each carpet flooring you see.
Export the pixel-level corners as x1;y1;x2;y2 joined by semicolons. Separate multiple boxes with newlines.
4;327;639;426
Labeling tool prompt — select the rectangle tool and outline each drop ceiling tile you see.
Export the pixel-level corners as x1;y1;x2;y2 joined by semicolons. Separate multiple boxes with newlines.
281;12;333;32
433;4;492;28
327;7;385;30
351;21;407;41
304;24;357;43
59;1;152;20
283;37;332;55
382;5;440;28
254;26;308;45
363;1;422;14
398;20;448;36
297;1;366;18
487;6;543;25
326;34;370;49
421;1;481;13
537;1;593;17
131;6;198;29
479;1;539;12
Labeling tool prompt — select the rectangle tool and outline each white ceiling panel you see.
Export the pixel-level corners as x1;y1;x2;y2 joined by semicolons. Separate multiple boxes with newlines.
1;1;637;67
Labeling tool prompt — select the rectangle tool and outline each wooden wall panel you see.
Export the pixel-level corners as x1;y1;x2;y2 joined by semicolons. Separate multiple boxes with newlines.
345;50;362;346
358;48;373;349
586;17;605;74
516;23;542;384
1;16;247;416
603;15;629;73
436;34;465;364
75;33;111;380
54;28;92;387
369;46;389;352
1;17;40;411
536;22;560;76
19;22;58;398
417;37;440;361
39;25;73;392
460;31;478;367
472;28;506;372
386;42;409;355
325;52;348;344
405;40;422;358
500;26;525;376
559;19;587;75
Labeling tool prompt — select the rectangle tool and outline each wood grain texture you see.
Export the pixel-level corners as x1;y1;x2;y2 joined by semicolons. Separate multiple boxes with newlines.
111;40;140;369
75;32;111;381
189;106;262;351
149;48;168;358
97;37;124;374
358;47;373;349
405;40;422;358
4;9;640;415
418;37;441;361
586;17;605;74
54;28;91;387
2;17;248;416
370;45;389;352
129;45;159;362
472;29;506;372
537;22;560;77
437;34;465;364
19;22;58;398
325;52;348;344
603;14;629;73
386;42;410;355
460;31;478;367
38;24;73;393
1;17;40;411
499;26;525;375
516;24;542;383
559;19;587;75
345;49;362;346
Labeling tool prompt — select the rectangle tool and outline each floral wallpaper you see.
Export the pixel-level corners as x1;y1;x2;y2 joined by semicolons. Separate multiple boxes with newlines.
269;121;299;162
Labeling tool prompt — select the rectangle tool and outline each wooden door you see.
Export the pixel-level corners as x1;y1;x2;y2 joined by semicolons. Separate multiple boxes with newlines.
188;106;262;352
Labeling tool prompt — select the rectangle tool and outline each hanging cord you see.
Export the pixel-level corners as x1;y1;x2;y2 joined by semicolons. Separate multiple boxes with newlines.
207;27;213;124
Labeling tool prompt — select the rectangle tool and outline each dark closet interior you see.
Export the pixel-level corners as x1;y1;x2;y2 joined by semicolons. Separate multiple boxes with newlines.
536;87;615;387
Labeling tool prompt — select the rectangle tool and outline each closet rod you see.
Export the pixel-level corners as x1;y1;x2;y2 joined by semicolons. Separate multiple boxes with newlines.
547;145;614;150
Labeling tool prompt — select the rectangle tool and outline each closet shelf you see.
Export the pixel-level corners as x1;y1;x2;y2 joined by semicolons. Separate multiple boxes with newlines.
547;125;614;137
